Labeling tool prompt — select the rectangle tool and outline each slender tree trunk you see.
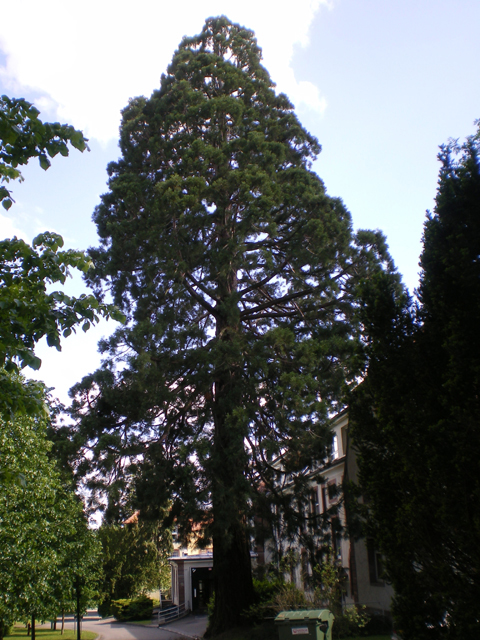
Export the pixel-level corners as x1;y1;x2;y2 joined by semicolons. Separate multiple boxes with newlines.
61;609;65;634
31;614;35;640
76;580;81;640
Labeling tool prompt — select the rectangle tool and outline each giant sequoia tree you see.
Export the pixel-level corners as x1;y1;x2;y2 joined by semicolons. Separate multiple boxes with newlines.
350;123;480;639
64;18;389;634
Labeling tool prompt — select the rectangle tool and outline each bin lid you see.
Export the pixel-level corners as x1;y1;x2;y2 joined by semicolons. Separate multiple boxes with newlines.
275;609;333;622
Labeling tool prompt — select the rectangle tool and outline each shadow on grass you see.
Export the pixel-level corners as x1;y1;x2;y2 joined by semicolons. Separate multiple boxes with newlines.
6;627;97;640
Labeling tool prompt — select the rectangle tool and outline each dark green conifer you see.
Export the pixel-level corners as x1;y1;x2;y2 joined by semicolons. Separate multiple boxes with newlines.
350;122;480;639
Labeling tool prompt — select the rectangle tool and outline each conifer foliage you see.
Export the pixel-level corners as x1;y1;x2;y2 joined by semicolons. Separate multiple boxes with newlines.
350;123;480;639
65;18;388;634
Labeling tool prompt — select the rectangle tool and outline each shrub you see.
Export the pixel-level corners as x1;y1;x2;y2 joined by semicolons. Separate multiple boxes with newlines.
363;613;392;636
98;599;112;618
332;606;369;639
272;583;310;612
241;578;286;623
111;595;154;621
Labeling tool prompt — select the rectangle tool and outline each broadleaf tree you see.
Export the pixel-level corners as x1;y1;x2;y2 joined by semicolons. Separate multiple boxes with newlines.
0;96;124;417
62;17;392;634
0;233;124;417
350;122;480;639
0;95;88;210
97;520;172;616
0;411;101;640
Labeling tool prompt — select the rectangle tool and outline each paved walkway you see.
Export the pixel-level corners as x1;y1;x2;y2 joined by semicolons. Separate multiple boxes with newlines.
60;611;208;640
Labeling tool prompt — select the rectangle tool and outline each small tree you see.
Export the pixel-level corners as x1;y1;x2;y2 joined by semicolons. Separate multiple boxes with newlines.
0;411;100;638
97;520;171;616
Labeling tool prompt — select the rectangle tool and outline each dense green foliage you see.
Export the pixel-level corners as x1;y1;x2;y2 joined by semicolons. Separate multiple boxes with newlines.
60;17;391;634
0;233;123;417
96;521;171;616
0;413;101;636
350;123;480;638
110;595;155;621
0;95;87;210
0;96;124;418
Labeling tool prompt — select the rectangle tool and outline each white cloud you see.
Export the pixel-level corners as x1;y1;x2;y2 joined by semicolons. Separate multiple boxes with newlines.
0;0;331;144
28;317;112;407
0;211;30;242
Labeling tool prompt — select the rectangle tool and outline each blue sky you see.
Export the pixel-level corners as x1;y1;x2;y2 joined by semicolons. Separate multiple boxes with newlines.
1;0;479;404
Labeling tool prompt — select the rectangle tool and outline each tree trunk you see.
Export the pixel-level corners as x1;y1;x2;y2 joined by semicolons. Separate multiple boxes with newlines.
61;609;65;634
76;580;81;640
207;519;254;636
206;301;255;635
31;614;35;640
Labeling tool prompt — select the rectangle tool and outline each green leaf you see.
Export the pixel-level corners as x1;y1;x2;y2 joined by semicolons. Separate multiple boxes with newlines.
70;130;87;152
46;333;61;349
2;198;12;211
20;351;42;371
39;154;51;171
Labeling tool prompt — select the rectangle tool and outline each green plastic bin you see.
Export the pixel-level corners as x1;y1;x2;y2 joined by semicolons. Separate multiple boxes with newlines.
275;609;334;640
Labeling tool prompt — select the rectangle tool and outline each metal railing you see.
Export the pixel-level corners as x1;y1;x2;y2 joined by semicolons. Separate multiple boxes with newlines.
157;602;188;626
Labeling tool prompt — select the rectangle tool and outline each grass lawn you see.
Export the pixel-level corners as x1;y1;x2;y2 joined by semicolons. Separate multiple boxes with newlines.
6;627;97;640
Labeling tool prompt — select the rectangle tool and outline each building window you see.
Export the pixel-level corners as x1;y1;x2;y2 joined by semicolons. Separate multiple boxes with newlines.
321;486;328;512
367;538;385;584
331;434;339;460
308;488;320;531
301;548;311;589
341;426;348;457
327;480;339;504
331;517;342;561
